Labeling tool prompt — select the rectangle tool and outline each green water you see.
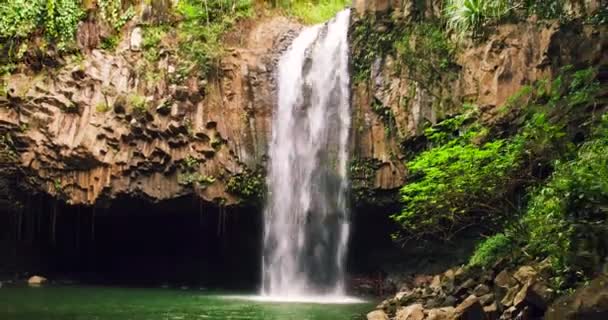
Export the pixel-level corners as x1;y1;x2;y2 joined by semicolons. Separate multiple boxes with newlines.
0;286;374;320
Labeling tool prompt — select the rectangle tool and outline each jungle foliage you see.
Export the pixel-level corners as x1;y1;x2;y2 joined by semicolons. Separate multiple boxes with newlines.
523;115;607;286
0;0;84;73
392;67;602;244
174;0;252;78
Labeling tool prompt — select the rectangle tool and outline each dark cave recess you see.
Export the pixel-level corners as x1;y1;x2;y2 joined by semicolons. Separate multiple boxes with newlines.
0;194;398;290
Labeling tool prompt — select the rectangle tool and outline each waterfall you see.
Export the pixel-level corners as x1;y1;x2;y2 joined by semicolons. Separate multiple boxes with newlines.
262;9;352;298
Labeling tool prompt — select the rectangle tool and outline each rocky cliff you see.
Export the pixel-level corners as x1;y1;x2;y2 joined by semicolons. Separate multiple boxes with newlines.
1;13;301;207
0;0;606;211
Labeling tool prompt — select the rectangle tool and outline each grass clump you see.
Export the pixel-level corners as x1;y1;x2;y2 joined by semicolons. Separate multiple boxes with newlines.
272;0;349;24
95;102;110;113
127;94;148;115
445;0;512;38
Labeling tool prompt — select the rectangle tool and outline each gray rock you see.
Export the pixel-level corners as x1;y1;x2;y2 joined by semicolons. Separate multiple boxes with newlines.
130;27;142;51
473;284;491;296
479;293;495;306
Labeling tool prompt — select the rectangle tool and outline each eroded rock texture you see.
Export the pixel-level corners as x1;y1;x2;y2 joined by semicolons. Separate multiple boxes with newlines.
0;17;300;206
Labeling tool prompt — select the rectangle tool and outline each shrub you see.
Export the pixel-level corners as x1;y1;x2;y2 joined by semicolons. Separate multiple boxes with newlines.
469;233;514;268
524;116;608;280
226;168;266;204
392;128;525;241
98;0;135;31
176;0;252;78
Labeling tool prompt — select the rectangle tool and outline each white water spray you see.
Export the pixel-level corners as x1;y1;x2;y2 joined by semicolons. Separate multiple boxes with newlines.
261;9;352;300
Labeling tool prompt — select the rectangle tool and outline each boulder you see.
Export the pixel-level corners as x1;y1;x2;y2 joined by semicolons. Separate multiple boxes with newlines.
27;275;47;286
454;295;485;320
442;295;458;307
473;284;491;297
500;285;520;308
513;266;537;285
479;293;495;306
426;307;455;320
395;303;424;320
367;310;389;320
430;275;441;291
495;270;516;288
545;275;608;320
483;303;499;320
130;27;142;51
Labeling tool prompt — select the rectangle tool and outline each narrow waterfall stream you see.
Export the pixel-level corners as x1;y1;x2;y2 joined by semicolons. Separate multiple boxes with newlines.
262;9;352;299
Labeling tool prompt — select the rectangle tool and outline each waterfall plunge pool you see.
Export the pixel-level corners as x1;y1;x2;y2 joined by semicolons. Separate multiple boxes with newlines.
0;285;374;320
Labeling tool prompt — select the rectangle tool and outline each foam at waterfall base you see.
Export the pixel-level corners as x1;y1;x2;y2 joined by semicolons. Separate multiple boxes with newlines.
224;294;366;304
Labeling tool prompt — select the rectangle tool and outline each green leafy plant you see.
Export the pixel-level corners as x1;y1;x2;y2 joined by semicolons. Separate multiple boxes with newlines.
469;233;515;268
127;94;147;115
392;67;600;243
177;156;215;188
0;0;84;70
100;35;120;51
524;115;608;284
99;0;135;31
175;0;252;78
226;168;266;203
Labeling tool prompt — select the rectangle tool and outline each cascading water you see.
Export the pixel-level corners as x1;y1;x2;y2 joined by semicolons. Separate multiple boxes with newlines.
261;9;352;299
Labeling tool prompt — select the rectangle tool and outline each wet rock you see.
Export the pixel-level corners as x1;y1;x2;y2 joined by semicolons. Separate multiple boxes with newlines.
28;275;47;286
495;270;516;288
483;302;499;320
454;278;477;297
479;293;495;306
367;310;389;320
473;284;491;297
442;295;458;307
545;275;608;320
430;275;441;291
501;285;520;308
454;295;485;320
395;303;424;320
425;295;445;309
513;266;537;285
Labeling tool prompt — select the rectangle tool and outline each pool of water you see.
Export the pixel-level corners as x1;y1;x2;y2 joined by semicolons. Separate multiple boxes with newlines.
0;285;375;320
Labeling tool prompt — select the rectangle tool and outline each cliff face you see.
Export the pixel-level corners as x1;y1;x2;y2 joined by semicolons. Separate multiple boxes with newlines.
349;0;606;205
0;15;300;206
0;1;606;209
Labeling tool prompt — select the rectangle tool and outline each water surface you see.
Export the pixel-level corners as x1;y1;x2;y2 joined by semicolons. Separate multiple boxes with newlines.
0;285;374;320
